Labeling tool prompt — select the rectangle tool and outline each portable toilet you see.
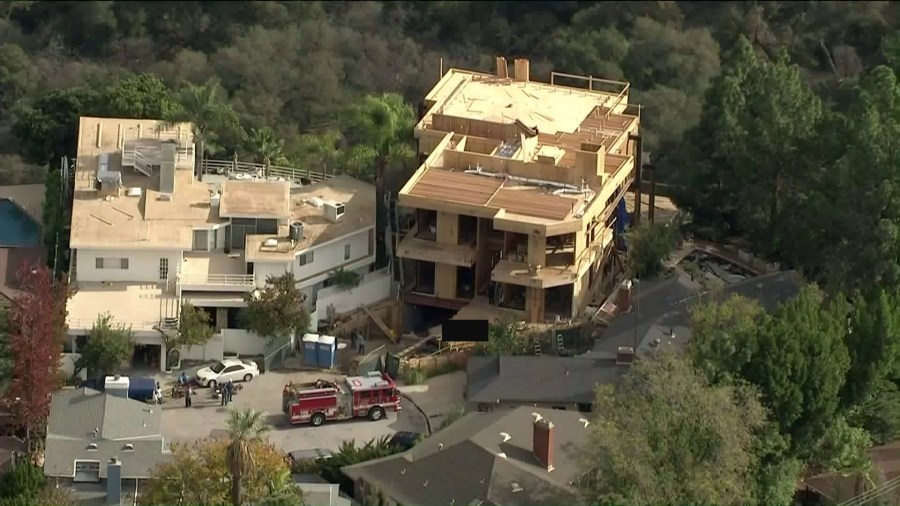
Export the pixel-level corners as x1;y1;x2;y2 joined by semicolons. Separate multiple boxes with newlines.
302;334;320;366
104;375;130;399
317;335;336;369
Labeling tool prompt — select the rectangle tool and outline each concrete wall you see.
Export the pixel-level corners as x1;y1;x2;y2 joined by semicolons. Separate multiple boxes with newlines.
179;333;225;362
315;268;392;320
221;328;268;356
75;248;182;283
253;227;375;289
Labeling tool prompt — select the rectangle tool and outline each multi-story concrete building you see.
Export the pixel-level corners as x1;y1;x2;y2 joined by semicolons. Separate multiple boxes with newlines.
66;117;380;370
397;57;640;324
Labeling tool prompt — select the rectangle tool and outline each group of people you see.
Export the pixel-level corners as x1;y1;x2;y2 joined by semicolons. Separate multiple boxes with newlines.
219;380;236;406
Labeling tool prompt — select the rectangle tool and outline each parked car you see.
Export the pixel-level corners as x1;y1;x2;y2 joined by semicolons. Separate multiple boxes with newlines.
195;358;259;388
389;431;422;451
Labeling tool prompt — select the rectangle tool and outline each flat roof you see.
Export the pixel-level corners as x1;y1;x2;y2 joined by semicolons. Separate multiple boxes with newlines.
245;176;376;262
430;72;621;135
407;169;580;222
70;117;221;250
67;282;174;332
219;180;291;219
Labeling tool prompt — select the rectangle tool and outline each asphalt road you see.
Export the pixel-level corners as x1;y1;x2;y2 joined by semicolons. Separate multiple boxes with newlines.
158;369;429;454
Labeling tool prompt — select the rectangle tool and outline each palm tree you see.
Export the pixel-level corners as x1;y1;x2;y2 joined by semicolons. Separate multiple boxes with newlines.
226;408;271;506
343;93;416;268
164;78;240;176
245;127;288;174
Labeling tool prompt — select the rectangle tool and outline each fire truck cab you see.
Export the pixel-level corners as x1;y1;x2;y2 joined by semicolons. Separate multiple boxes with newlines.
282;372;401;427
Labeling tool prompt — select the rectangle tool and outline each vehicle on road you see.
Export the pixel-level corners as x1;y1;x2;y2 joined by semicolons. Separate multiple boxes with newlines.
195;358;260;388
282;372;401;426
389;431;422;451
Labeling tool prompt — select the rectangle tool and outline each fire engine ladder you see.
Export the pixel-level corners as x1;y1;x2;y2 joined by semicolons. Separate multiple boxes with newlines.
556;333;565;354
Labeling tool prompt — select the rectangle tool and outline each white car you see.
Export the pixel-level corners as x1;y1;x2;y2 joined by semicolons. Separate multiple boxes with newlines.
196;358;259;388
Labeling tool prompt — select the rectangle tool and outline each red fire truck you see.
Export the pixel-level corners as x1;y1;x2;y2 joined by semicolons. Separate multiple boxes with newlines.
282;372;401;426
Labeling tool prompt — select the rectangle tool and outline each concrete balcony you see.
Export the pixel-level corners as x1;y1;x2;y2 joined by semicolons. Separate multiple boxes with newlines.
491;259;577;289
178;252;254;292
177;273;256;292
396;227;476;267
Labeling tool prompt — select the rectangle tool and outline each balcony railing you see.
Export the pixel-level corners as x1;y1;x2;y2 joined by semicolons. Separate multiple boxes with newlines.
68;317;163;333
178;273;255;288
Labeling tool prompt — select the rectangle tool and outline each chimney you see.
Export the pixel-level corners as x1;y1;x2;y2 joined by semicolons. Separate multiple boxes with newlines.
616;346;635;366
514;58;531;82
496;56;509;79
617;280;633;312
106;457;122;506
532;419;555;472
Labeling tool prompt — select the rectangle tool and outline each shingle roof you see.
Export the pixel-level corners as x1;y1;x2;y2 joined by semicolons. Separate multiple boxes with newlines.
594;270;802;356
47;388;161;441
466;356;625;405
44;388;169;479
343;406;589;506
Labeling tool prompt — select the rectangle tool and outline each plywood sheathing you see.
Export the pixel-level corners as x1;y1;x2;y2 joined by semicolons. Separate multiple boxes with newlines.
487;188;576;221
408;169;503;206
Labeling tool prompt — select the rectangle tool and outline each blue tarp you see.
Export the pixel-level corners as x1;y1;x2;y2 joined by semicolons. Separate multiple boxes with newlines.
615;200;631;249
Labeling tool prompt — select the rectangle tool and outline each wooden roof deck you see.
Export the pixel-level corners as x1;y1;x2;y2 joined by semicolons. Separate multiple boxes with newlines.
487;188;576;221
408;169;503;206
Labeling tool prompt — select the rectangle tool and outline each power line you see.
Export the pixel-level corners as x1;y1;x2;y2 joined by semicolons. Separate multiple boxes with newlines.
839;474;900;506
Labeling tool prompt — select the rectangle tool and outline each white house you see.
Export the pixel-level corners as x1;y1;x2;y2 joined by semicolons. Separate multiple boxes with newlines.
65;117;384;371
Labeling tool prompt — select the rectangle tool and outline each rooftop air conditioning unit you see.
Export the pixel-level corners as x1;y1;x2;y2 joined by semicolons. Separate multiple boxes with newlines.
290;221;304;242
324;202;345;223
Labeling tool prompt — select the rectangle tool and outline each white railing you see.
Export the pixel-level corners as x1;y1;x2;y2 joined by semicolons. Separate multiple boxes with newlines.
67;317;163;333
178;273;255;287
201;159;333;185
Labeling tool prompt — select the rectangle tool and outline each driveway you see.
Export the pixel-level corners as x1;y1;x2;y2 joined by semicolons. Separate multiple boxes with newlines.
159;369;428;454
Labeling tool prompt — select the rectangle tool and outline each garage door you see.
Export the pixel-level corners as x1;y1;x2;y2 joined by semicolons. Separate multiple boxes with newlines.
73;460;100;483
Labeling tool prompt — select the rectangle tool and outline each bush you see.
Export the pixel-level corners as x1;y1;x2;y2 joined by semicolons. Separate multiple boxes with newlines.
0;463;45;500
626;222;678;279
403;367;427;385
439;405;466;430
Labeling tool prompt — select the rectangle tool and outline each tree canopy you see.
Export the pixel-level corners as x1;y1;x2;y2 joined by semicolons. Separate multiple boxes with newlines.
77;313;135;379
241;273;310;340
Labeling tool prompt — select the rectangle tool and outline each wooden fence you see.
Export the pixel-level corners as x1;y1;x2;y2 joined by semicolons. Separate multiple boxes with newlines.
404;348;471;375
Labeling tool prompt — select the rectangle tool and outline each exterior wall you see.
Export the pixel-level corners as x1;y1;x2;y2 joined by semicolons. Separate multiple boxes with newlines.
254;227;375;289
179;333;225;362
75;248;182;283
315;268;392;319
221;328;269;356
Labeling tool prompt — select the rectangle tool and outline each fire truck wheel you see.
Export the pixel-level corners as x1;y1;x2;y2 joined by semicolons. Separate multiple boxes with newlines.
368;407;385;421
311;413;326;427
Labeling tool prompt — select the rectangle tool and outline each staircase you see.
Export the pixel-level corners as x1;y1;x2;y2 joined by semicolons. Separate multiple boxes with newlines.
122;147;153;177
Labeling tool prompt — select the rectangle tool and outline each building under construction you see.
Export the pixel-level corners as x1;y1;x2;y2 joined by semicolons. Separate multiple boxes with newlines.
396;57;642;324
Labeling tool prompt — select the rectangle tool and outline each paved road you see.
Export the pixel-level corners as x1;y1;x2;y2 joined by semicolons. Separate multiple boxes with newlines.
158;369;428;454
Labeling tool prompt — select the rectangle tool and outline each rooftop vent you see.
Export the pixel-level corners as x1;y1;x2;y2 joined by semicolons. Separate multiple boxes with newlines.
308;197;324;208
126;187;142;197
616;346;635;366
579;418;590;428
88;443;98;451
500;432;511;443
511;482;524;493
123;444;134;451
210;191;221;208
290;222;304;242
263;238;278;248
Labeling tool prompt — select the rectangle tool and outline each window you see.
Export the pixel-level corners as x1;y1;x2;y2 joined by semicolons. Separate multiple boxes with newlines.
344;244;351;260
299;251;314;266
159;258;169;280
73;461;100;483
222;365;242;374
96;258;129;269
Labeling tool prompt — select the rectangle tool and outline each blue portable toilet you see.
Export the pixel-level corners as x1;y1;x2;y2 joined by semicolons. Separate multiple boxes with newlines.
302;334;320;366
317;335;336;369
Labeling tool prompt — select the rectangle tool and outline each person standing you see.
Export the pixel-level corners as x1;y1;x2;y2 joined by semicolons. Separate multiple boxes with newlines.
220;384;226;406
184;386;192;408
225;380;234;405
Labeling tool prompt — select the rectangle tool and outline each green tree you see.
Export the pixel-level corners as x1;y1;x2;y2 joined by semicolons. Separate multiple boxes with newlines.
578;353;767;506
98;73;179;119
245;127;288;167
77;313;135;379
672;36;823;262
177;303;216;347
0;463;45;500
226;408;272;506
242;273;310;340
842;290;900;410
0;43;34;110
741;285;850;458
310;436;399;484
849;380;900;445
165;78;241;168
814;417;877;491
688;293;769;383
625;222;676;279
342;93;416;268
12;87;99;166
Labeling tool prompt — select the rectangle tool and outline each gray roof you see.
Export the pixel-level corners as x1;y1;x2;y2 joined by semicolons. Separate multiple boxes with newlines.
296;482;352;506
344;406;589;506
594;270;802;357
44;388;170;479
466;355;626;405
